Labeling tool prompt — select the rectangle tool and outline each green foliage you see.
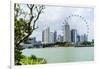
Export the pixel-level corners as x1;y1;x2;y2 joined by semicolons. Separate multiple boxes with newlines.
30;55;37;59
14;18;32;65
15;18;32;44
14;3;45;65
81;41;91;45
20;55;47;65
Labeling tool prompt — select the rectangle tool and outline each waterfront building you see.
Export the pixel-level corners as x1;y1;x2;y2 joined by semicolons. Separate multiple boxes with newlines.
42;27;50;43
83;34;88;41
49;32;54;43
42;30;44;42
58;35;63;42
71;29;77;43
80;34;88;42
77;35;81;42
32;37;37;44
63;22;71;42
54;31;57;43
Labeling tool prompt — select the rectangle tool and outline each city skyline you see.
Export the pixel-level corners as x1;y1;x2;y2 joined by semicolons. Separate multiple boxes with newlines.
27;5;94;41
30;20;92;42
30;22;88;43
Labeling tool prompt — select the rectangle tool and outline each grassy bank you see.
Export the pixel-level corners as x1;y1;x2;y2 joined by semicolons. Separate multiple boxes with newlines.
19;55;47;65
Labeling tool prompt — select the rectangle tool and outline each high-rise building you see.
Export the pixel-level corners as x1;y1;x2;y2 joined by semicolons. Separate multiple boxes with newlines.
80;35;84;42
80;34;88;42
54;31;57;43
49;32;54;43
71;29;77;43
63;22;71;42
57;35;63;42
32;37;37;43
42;27;50;43
42;30;44;42
77;35;80;42
83;34;88;41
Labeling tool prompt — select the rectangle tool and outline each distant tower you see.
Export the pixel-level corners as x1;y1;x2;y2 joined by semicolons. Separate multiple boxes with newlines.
83;34;88;41
42;27;50;43
42;30;44;42
58;35;63;42
71;29;77;43
80;35;84;42
32;37;36;43
77;35;80;42
63;21;71;42
54;31;57;43
49;32;54;43
80;34;88;42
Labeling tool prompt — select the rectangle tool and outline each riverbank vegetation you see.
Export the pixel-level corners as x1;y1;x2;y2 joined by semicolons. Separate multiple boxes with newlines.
25;41;94;49
19;55;47;65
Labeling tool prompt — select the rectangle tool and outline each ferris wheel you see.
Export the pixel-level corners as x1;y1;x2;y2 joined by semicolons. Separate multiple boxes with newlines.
62;14;89;39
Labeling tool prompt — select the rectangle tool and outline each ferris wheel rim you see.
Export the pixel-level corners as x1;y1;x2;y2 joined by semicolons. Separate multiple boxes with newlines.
64;14;90;35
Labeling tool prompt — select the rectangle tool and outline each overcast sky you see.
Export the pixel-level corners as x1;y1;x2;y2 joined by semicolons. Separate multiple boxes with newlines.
20;4;94;41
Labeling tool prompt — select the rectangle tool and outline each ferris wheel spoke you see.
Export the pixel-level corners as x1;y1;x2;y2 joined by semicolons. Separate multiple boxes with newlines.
64;14;89;36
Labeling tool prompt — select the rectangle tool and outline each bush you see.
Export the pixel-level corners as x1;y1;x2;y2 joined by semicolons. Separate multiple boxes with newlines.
30;55;37;59
19;55;47;65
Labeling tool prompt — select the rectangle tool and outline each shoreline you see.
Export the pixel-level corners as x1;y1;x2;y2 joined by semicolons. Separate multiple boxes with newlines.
24;46;94;49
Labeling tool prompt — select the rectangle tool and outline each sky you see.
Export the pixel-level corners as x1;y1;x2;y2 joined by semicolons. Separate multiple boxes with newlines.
20;4;94;41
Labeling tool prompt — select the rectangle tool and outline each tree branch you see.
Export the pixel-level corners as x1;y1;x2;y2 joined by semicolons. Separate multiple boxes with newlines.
33;5;44;29
16;29;33;46
15;4;44;47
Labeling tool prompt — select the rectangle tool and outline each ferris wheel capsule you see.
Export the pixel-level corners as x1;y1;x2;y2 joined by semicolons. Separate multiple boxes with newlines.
68;16;71;18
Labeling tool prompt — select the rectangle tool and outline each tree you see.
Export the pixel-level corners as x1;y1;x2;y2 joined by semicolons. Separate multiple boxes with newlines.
81;41;91;46
14;3;45;65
